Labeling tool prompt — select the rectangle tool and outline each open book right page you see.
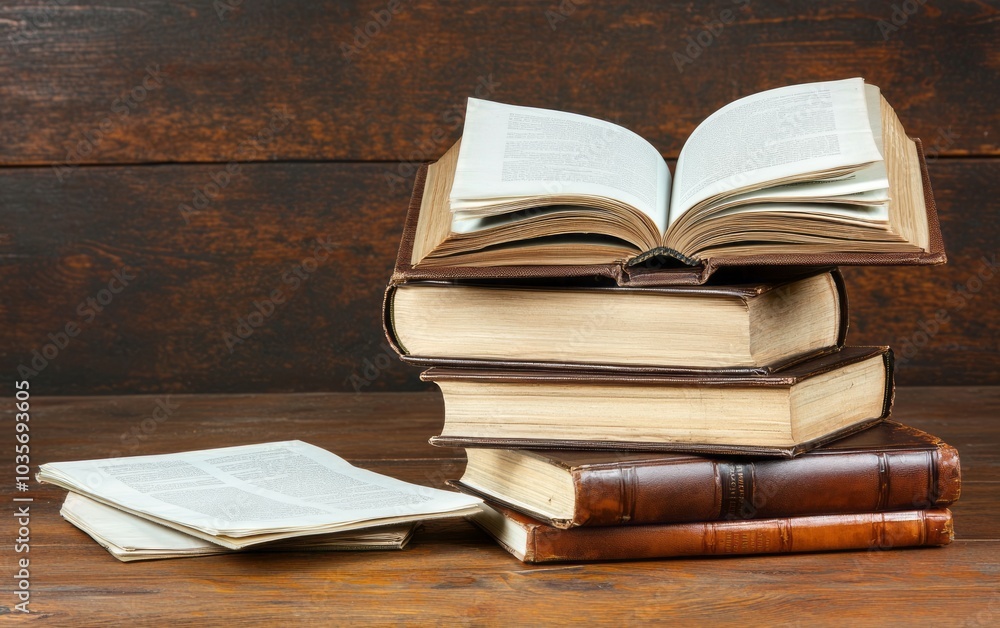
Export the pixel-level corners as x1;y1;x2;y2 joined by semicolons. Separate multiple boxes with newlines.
667;78;884;227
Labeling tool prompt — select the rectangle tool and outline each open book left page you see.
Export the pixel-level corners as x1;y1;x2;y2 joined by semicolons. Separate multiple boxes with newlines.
449;98;670;246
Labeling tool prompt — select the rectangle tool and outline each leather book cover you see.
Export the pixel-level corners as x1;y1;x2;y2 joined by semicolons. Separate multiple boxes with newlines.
383;268;850;376
390;139;944;288
449;421;960;528
472;501;954;564
427;346;895;458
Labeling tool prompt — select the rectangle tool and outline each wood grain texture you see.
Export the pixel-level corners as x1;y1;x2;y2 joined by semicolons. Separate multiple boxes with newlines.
842;159;1000;385
2;388;997;623
0;162;413;394
2;160;996;394
0;0;996;165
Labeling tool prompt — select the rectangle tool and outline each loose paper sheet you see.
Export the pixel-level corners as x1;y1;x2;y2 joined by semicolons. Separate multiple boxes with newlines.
39;441;481;548
60;492;414;561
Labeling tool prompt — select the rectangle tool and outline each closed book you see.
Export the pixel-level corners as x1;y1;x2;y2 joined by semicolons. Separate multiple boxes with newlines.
427;346;894;457
450;421;960;528
472;501;954;564
384;269;847;373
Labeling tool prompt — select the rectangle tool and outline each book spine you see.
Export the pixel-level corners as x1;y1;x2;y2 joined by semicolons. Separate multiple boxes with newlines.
831;266;850;347
523;509;953;563
382;284;409;358
570;446;961;526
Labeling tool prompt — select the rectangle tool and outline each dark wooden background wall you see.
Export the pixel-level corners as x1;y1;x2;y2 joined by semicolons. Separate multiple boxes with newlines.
1;1;997;395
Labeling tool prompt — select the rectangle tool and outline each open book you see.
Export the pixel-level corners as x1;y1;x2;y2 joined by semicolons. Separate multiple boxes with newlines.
408;78;943;276
38;441;481;550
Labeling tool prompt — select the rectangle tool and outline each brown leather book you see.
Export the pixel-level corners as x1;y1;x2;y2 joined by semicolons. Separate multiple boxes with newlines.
472;501;954;563
450;421;960;528
383;268;848;374
389;140;944;289
427;346;894;458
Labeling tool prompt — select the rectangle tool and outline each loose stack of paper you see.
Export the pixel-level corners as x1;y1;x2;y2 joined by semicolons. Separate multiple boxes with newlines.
38;440;482;561
60;492;418;562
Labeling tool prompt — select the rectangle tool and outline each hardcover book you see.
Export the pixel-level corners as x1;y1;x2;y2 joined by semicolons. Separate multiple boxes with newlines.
384;268;847;373
391;78;944;287
450;421;960;527
426;346;895;457
472;501;953;564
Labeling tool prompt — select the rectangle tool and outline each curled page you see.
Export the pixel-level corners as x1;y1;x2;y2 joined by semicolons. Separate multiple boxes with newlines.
670;78;884;224
450;98;670;234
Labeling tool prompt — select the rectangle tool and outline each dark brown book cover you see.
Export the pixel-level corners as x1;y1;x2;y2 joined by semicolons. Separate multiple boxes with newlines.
389;139;944;288
473;501;954;564
450;421;960;528
428;346;895;458
383;268;849;376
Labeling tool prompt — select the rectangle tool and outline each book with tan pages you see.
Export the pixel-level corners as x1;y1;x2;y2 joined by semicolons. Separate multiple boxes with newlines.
391;78;944;287
426;346;895;457
450;421;960;528
471;501;953;563
384;268;848;373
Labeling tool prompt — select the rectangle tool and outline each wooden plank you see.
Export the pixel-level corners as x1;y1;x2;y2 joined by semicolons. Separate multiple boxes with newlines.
842;160;1000;386
0;1;995;165
1;160;996;394
894;386;1000;484
0;162;416;395
21;458;1000;541
18;456;998;539
26;386;999;479
16;530;999;624
6;389;998;623
953;482;1000;539
23;386;1000;501
28;393;458;461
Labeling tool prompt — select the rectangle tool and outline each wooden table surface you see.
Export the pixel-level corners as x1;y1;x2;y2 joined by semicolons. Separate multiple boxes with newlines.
5;387;999;624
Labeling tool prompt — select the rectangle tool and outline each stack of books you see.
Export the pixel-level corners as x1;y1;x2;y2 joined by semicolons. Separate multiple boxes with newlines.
384;79;960;563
